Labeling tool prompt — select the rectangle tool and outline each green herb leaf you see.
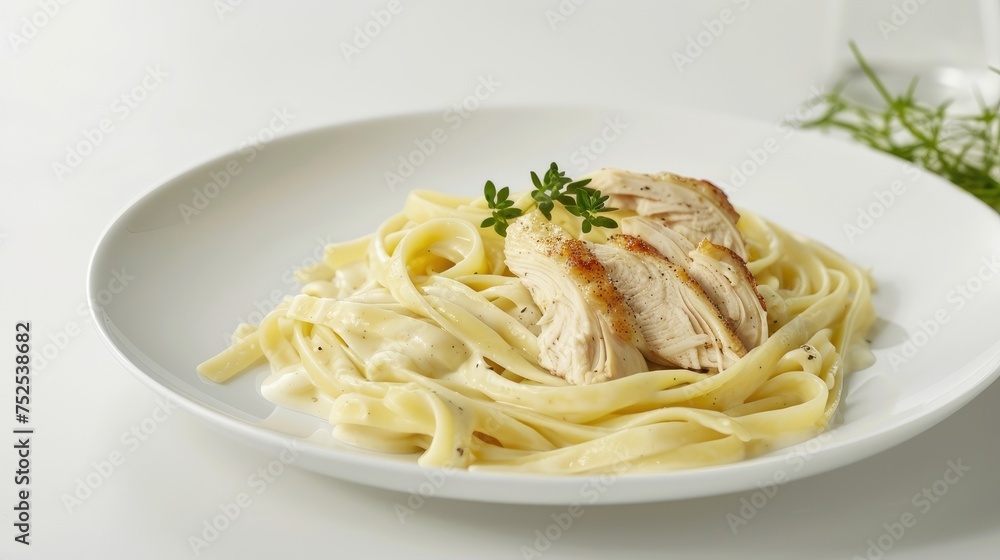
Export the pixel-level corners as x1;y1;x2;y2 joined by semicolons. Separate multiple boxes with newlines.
564;188;618;233
482;180;522;237
801;41;1000;212
479;163;620;236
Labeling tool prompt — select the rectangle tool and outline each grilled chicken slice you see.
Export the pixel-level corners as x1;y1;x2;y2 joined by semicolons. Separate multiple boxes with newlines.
504;212;647;385
585;168;748;259
621;215;695;262
600;234;746;370
688;240;768;350
622;217;768;350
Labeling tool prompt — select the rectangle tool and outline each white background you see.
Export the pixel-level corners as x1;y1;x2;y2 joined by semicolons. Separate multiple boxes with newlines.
2;1;999;558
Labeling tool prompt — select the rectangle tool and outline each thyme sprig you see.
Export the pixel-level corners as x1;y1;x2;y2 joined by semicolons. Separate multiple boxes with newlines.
801;42;1000;211
564;187;618;233
480;180;521;237
481;162;618;237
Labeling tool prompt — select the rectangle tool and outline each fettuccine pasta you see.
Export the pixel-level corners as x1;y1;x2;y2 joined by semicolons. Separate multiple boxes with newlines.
199;184;875;474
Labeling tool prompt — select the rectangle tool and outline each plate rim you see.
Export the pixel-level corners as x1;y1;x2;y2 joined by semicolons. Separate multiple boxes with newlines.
87;103;1000;505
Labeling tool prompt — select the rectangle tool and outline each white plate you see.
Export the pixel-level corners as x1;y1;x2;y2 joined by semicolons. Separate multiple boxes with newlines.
88;105;1000;505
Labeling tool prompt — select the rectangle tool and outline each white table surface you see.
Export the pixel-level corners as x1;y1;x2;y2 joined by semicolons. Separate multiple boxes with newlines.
2;1;998;558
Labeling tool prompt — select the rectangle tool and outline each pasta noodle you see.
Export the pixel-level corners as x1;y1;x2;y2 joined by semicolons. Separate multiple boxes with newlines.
199;186;875;474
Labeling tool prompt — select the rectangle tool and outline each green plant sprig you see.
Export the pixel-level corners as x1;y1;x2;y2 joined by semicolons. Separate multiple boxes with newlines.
481;162;618;237
480;180;522;237
565;187;618;233
530;162;593;220
801;41;1000;212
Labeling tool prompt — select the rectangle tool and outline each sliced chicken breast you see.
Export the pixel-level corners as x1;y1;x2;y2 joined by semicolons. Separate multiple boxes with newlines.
503;213;647;385
585;168;749;259
622;216;768;350
621;215;696;261
601;234;746;370
688;240;768;350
